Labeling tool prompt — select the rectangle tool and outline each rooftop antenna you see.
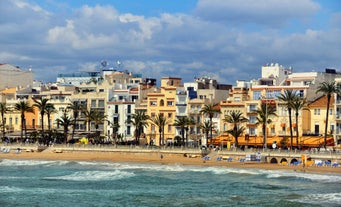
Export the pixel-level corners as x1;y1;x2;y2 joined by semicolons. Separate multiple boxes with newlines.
101;60;107;69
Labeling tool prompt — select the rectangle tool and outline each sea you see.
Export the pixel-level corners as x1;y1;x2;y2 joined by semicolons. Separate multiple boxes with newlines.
0;159;340;207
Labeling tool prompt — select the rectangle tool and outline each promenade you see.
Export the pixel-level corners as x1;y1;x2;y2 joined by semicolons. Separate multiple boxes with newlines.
2;143;341;164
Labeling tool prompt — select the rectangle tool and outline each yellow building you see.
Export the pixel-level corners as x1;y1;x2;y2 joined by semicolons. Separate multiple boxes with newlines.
145;77;180;146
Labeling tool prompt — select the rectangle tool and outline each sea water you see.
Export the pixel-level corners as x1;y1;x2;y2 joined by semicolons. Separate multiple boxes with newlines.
0;159;340;207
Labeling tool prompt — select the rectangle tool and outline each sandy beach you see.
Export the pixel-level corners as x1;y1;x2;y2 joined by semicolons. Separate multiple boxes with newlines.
1;148;341;175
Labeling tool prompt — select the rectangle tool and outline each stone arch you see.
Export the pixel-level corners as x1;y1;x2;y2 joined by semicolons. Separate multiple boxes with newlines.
280;158;288;164
270;157;278;163
290;158;298;164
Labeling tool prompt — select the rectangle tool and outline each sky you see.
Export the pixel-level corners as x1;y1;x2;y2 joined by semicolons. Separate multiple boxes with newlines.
1;0;340;85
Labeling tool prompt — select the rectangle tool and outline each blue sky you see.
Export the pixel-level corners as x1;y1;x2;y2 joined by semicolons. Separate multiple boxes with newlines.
0;0;340;84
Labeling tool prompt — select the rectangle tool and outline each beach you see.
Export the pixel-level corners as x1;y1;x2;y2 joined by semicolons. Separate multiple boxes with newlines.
1;147;341;175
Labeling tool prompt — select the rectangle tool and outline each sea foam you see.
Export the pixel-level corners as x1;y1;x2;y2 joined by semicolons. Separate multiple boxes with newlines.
44;170;135;181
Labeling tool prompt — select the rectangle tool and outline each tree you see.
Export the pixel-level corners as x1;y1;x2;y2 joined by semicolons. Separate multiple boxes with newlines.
15;100;34;141
33;97;50;138
127;111;149;145
0;102;8;141
173;116;195;147
108;121;120;144
82;109;95;132
277;90;298;149
199;120;211;146
149;113;170;146
91;109;107;140
223;111;248;148
67;101;84;140
56;111;73;143
254;103;277;148
317;81;341;148
291;97;309;148
45;103;56;132
200;104;221;145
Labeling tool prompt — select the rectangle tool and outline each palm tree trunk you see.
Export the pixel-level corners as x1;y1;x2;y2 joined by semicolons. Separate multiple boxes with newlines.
71;118;77;140
210;117;213;145
288;108;293;149
263;123;266;148
24;118;28;141
41;112;44;139
295;112;299;148
20;115;24;141
324;96;331;149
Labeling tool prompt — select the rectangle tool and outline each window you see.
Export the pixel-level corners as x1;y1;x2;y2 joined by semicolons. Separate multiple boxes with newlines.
249;128;256;136
114;105;118;114
168;125;172;132
253;91;261;100
150;101;157;106
98;100;104;108
99;89;104;92
127;126;131;135
167;101;174;106
330;109;333;115
160;99;164;106
151;113;155;118
127;105;131;114
91;100;96;107
59;107;65;112
15;117;18;125
168;113;172;118
234;97;241;102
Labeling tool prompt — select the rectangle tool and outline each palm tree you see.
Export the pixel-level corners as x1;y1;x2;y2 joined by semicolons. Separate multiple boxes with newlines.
82;109;95;132
199;120;211;146
45;103;56;140
15;100;34;141
254;103;277;148
173;116;191;146
45;103;56;132
127;111;149;145
0;102;8;141
56;111;73;143
200;104;221;145
91;109;107;140
33;97;50;137
277;90;298;149
67;101;84;140
108;121;120;144
223;111;248;148
291;97;309;148
149;113;170;146
317;81;341;148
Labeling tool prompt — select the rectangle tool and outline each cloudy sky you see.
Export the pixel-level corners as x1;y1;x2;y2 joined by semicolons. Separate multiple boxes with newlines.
1;0;340;85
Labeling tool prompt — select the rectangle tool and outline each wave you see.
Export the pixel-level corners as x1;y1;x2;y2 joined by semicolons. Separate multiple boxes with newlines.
266;170;341;183
295;192;341;206
0;159;70;167
44;170;135;181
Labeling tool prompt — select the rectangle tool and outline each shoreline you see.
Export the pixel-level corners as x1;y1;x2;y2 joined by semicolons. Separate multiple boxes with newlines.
1;149;341;175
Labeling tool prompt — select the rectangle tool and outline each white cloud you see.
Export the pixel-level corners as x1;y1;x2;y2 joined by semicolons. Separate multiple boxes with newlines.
0;0;339;85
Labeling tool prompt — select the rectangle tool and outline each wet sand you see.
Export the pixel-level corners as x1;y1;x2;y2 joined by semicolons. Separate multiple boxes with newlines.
1;149;340;175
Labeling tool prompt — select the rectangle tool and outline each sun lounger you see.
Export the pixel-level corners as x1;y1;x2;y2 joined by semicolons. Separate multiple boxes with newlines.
332;163;339;168
202;156;210;161
226;157;233;162
2;148;10;153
